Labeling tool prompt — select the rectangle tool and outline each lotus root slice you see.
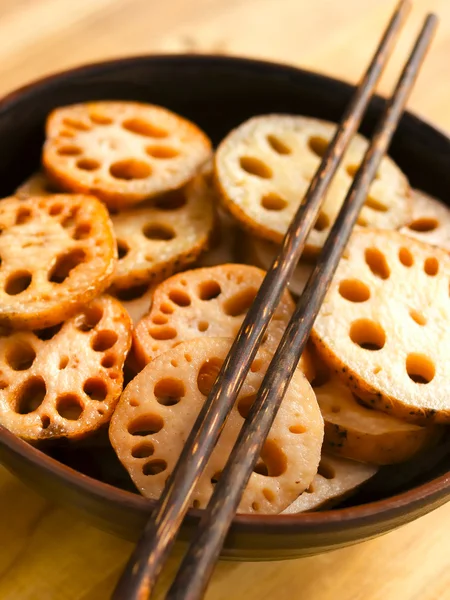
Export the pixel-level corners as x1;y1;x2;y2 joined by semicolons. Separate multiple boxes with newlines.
109;337;323;514
43;101;212;209
0;295;131;441
0;194;116;329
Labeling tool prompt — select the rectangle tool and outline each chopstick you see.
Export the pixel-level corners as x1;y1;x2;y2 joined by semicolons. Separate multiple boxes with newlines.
166;13;438;600
112;2;412;598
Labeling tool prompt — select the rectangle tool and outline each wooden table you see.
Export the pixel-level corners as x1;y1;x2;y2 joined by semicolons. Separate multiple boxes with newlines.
0;0;449;598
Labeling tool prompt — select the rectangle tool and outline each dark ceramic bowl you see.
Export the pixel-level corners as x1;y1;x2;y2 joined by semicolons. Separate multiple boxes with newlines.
0;55;450;561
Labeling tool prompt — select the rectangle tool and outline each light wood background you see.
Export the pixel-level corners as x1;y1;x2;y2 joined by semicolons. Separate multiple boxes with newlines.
1;0;450;598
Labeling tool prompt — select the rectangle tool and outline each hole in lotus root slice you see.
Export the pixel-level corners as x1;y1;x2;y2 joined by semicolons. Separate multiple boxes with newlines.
73;222;92;240
152;314;168;325
317;460;335;480
356;215;368;227
237;394;256;419
197;321;209;332
365;247;390;280
5;340;36;371
146;146;179;159
350;319;386;351
289;424;307;434
84;378;108;401
197;357;224;396
89;112;113;125
15;377;46;414
406;353;435;384
56;394;83;420
143;459;167;476
409;218;439;232
110;159;152;180
198;280;221;301
5;271;32;295
63;117;91;131
57;145;82;156
267;134;291;155
192;499;201;509
424;257;439;276
101;354;116;369
308;136;328;158
409;308;427;326
122;118;168;138
48;249;87;284
77;158;100;171
41;415;51;429
210;470;222;485
338;279;371;303
117;240;129;260
313;211;330;232
149;326;177;341
16;206;33;225
154;378;185;406
399;247;414;267
35;323;63;341
168;289;191;307
331;405;341;414
92;330;118;352
263;488;276;502
224;287;257;317
261;193;288;211
239;156;272;179
59;356;69;370
251;358;263;373
365;196;388;213
132;442;155;459
75;305;104;332
128;414;164;436
253;440;287;477
142;223;175;241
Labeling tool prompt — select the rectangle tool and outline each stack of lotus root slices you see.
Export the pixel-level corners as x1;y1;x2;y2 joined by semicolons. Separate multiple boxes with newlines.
3;102;449;515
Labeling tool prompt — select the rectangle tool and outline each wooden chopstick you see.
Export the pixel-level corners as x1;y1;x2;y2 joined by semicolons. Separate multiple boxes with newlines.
166;13;438;600
112;2;412;598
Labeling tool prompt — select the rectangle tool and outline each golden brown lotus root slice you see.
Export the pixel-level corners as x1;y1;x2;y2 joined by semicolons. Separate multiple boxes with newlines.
313;371;441;465
0;195;116;329
311;229;450;424
0;295;131;441
399;188;450;251
281;454;377;514
111;174;214;290
109;337;323;514
43;101;212;209
132;263;295;369
215;115;411;249
243;234;314;297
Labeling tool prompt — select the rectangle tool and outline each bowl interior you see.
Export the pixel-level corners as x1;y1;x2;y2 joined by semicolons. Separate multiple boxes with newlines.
1;54;450;556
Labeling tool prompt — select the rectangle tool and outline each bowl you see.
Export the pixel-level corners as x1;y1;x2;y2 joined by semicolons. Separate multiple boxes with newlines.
0;54;450;561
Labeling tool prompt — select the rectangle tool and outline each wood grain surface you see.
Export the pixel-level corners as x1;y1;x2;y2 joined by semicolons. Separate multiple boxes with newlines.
1;0;450;598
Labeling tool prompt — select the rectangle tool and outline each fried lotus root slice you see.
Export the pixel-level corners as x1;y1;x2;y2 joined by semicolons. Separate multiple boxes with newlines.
215;115;411;249
243;234;314;297
0;295;131;441
0;195;116;329
109;337;323;514
311;229;450;423
313;373;442;465
399;188;450;251
43;101;212;209
133;263;295;368
111;174;214;290
281;454;378;514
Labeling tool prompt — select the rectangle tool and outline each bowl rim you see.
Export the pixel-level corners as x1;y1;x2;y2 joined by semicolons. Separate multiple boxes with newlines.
0;52;449;537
